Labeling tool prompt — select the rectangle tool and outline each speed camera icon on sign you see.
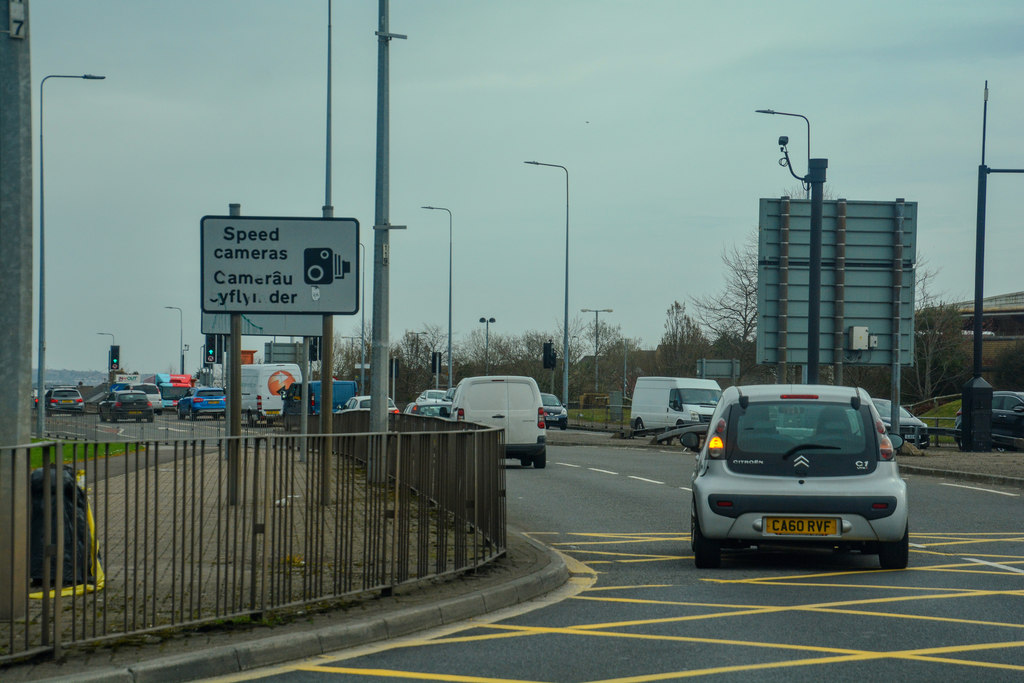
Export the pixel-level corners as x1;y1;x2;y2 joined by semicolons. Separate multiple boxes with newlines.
303;248;352;285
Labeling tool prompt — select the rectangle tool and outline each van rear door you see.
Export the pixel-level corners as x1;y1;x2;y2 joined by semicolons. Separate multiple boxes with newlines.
505;380;540;445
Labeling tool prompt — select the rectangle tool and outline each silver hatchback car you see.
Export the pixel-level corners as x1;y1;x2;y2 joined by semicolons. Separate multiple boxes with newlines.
684;384;908;570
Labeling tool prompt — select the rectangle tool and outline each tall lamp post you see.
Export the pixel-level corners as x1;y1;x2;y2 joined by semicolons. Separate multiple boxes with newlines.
756;107;826;384
525;161;570;407
421;206;453;388
37;73;105;437
164;306;183;374
479;317;495;374
581;308;612;392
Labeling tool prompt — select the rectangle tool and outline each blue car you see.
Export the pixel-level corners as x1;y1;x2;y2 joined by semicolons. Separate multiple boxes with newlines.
177;386;226;420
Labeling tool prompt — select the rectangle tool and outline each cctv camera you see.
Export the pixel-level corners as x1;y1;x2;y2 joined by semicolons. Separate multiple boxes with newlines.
778;135;789;147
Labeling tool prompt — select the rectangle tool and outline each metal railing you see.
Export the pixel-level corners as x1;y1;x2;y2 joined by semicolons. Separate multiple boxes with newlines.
1;426;505;664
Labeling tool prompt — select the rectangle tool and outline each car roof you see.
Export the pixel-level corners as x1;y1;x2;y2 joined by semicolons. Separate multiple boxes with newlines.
729;384;867;403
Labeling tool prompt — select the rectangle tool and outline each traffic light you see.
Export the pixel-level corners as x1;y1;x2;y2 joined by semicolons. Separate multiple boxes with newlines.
543;341;556;369
309;337;321;362
205;334;217;365
431;351;442;373
109;345;120;371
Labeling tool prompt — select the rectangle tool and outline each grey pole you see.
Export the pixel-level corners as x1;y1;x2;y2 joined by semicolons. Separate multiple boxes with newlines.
320;0;335;452
0;2;31;617
37;73;105;438
370;0;406;434
806;159;827;383
422;206;453;389
581;308;612;392
479;317;495;374
524;161;569;407
359;242;366;393
164;306;183;374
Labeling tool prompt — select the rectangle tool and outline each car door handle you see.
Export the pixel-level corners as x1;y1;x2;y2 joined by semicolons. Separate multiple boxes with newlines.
492;414;505;419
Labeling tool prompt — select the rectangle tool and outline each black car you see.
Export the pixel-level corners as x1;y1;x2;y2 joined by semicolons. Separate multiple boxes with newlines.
43;387;85;414
99;390;155;423
540;392;568;430
871;398;929;448
956;390;1024;450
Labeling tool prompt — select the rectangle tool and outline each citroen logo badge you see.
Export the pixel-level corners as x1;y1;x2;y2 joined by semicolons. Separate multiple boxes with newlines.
793;455;810;468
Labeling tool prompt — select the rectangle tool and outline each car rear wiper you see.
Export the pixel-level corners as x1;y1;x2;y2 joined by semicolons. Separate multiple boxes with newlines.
782;443;841;459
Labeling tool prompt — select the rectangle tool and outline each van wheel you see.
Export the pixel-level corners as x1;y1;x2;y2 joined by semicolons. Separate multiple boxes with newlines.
691;501;721;569
533;450;547;469
878;525;909;569
633;418;644;431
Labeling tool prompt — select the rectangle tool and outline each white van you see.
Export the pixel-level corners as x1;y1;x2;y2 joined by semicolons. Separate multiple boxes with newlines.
445;375;547;468
240;363;302;425
631;377;722;431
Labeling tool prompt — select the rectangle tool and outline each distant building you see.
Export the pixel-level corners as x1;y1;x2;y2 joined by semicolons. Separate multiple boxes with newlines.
956;291;1024;369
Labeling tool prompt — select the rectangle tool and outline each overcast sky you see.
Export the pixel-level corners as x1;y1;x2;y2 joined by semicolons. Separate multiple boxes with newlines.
28;0;1024;375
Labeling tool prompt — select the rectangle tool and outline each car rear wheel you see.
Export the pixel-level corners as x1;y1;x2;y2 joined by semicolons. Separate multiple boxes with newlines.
691;501;720;569
878;525;909;569
533;449;547;469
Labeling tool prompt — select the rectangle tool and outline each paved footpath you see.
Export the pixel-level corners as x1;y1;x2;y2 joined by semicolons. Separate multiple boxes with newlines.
5;430;1020;682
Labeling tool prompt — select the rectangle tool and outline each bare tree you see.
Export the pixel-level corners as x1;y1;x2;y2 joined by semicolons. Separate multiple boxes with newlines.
657;301;709;376
690;231;759;379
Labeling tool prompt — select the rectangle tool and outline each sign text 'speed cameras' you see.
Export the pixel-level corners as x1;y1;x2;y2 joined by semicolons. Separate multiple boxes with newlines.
303;248;351;285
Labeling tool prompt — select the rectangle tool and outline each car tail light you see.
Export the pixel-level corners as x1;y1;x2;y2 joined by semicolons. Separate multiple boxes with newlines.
147;401;152;407
537;406;545;429
257;395;263;414
193;396;202;404
708;418;726;458
456;407;465;421
115;401;122;408
75;398;83;403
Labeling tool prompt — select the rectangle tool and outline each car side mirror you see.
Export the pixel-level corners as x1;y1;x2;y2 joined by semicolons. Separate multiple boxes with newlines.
680;432;701;449
888;433;904;450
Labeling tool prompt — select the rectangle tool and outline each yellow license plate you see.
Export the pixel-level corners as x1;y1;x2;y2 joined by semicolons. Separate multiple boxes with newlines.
764;517;838;536
128;411;141;415
266;409;279;415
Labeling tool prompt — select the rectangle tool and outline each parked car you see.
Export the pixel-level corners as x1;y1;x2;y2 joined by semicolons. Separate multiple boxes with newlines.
958;391;1024;450
540;392;568;430
177;387;226;420
98;390;155;423
871;398;929;449
441;375;546;468
340;395;399;414
404;401;450;417
43;387;85;414
683;384;908;570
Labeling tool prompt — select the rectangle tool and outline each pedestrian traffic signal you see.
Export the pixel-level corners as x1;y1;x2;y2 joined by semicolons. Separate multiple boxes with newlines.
109;345;120;371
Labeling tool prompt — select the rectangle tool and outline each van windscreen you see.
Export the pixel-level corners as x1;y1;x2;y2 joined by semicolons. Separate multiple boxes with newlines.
670;388;720;406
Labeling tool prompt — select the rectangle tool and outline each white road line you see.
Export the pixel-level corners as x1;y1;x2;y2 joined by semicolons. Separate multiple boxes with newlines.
909;543;927;549
679;486;692;492
628;476;665;485
588;468;618;475
557;463;581;468
964;557;1024;574
940;482;1019;497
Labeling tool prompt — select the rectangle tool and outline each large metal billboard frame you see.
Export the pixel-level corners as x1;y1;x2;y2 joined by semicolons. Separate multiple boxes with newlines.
756;198;917;368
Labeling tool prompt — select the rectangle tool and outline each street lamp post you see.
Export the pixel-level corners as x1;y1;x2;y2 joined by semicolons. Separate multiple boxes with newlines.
164;306;183;374
525;161;570;407
37;73;105;437
479;317;495;375
756;108;826;384
421;206;453;388
581;308;612;392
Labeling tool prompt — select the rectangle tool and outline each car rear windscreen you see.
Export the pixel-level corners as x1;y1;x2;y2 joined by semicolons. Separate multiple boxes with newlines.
726;401;877;477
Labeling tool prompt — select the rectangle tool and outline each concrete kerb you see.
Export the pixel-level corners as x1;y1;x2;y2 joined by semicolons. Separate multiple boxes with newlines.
897;464;1024;490
29;531;569;683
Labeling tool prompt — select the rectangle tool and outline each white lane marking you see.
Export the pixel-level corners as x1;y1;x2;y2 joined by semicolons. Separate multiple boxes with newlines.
909;543;927;549
557;463;581;468
679;486;692;492
964;557;1024;574
940;482;1019;497
588;468;618;475
629;476;665;485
